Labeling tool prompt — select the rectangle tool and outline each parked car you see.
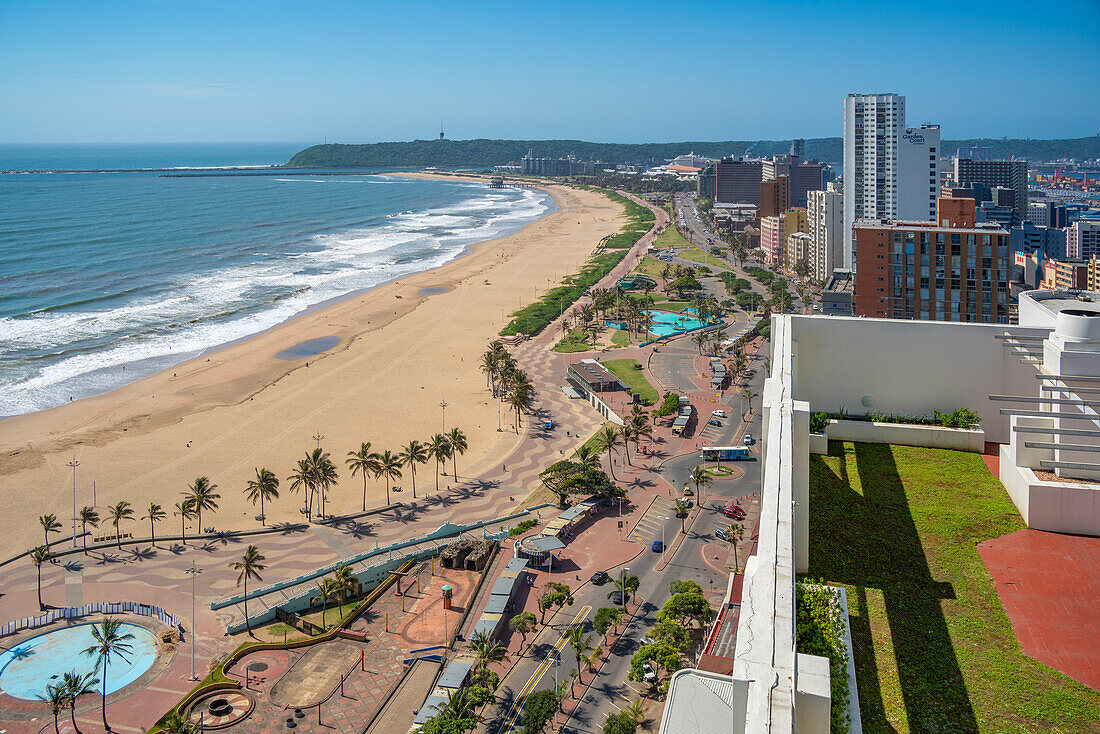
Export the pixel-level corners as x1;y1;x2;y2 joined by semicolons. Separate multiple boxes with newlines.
643;662;657;682
708;419;722;427
642;636;655;646
712;409;727;418
682;486;694;496
743;433;753;445
609;590;630;605
722;504;746;520
590;570;610;585
651;540;665;553
716;527;730;541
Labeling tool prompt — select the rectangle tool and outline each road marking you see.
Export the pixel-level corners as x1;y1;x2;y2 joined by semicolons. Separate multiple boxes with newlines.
496;605;591;734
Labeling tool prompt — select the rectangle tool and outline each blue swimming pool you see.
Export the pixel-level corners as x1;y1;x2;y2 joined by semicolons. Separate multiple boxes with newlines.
646;310;708;338
0;623;158;700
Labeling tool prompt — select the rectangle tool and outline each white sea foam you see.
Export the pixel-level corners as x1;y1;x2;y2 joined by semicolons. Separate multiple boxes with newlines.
0;184;550;415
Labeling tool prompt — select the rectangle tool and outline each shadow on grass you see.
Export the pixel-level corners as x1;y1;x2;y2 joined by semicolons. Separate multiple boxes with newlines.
808;441;977;734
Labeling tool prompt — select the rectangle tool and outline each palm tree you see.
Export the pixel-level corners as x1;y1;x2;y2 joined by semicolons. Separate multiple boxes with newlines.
429;687;475;724
399;440;429;499
446;427;468;479
107;501;133;548
174;498;195;544
61;670;99;734
159;710;198;734
468;629;508;671
37;683;66;734
231;545;266;637
77;507;99;553
596;424;623;480
726;522;746;572
331;563;356;605
309;448;339;519
573;443;601;469
345;444;380;512
31;545;50;609
375;450;403;505
143;503;165;548
39;513;62;549
609;571;639;609
187;476;220;533
742;388;758;419
617;422;634;466
82;617;135;732
287;456;316;521
689;465;712;504
426;434;451;493
565;625;593;693
244;467;280;525
623;699;645;726
315;577;338;631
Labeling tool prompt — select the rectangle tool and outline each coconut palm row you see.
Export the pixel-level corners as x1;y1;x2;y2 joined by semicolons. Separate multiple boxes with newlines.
35;667;99;734
480;341;534;432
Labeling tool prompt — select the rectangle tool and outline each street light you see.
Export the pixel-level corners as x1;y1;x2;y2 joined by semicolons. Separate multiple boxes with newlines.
185;564;203;680
312;433;325;451
66;458;79;548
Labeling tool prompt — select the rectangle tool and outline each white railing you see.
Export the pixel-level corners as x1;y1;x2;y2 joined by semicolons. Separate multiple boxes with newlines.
0;602;181;638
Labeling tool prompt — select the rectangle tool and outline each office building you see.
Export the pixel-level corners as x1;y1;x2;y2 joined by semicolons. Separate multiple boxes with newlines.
1068;220;1100;260
715;158;763;206
853;197;1010;322
698;165;716;199
1009;221;1066;259
763;156;826;208
953;158;1029;224
977;200;1014;229
807;183;844;284
843;93;940;269
760;176;790;218
1027;201;1050;227
821;269;854;315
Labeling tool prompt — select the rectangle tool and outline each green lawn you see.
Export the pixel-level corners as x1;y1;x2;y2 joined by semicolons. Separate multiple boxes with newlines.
655;222;693;250
611;329;631;348
553;328;595;353
809;442;1100;733
677;247;730;270
600;358;659;405
634;254;670;278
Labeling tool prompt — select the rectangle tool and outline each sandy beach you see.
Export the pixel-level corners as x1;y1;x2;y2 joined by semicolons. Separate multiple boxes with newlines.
0;180;624;555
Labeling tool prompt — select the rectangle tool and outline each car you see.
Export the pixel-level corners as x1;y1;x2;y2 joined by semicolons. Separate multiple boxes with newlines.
678;498;694;510
641;636;655;646
651;540;664;553
609;590;630;605
715;527;730;541
708;419;722;427
743;433;753;445
682;486;694;496
590;570;610;585
643;662;657;682
712;409;727;418
722;504;746;519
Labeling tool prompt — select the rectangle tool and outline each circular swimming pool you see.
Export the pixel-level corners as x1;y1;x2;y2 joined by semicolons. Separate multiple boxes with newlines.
0;623;158;700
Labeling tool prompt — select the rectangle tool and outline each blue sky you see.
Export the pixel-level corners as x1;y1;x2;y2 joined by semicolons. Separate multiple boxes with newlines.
1;0;1097;143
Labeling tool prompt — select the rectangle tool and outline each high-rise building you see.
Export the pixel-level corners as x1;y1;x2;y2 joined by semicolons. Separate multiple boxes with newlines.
953;158;1029;224
1026;201;1050;227
762;156;825;207
1010;221;1067;259
843;93;940;270
697;165;716;200
759;176;790;218
807;182;844;284
790;138;805;158
787;232;811;271
853;197;1010;322
1067;220;1100;260
760;214;787;266
714;158;763;205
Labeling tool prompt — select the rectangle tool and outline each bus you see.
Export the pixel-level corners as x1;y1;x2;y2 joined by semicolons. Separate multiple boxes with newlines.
701;446;751;462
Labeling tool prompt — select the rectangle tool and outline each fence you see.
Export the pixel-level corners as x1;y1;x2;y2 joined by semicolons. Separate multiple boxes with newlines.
274;606;323;636
0;601;181;638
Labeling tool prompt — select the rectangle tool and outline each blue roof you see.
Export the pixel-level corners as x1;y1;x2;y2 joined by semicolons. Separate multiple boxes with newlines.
436;660;472;690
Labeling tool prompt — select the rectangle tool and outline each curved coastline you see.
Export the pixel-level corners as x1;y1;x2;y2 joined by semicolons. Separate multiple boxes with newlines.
0;179;624;555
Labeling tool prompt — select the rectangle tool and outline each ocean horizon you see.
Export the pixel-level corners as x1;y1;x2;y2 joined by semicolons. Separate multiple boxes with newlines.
0;144;550;417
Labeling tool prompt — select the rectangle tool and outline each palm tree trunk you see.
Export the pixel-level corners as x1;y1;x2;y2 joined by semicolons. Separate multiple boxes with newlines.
53;710;59;733
101;657;109;732
82;523;87;553
434;460;440;493
150;519;155;548
181;515;187;545
115;520;121;549
362;476;367;512
411;468;417;499
37;565;43;610
606;449;617;480
244;578;251;636
452;453;458;480
260;494;266;526
69;704;81;734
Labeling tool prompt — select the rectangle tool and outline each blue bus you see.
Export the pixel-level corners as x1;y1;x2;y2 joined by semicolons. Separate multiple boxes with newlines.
701;446;751;461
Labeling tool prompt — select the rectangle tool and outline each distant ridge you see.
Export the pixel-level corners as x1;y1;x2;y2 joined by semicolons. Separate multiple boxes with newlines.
285;137;1100;168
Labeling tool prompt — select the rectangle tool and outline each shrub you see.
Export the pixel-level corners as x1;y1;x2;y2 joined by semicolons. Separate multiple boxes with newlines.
936;406;982;429
653;392;681;417
796;581;850;733
809;411;829;434
509;519;539;537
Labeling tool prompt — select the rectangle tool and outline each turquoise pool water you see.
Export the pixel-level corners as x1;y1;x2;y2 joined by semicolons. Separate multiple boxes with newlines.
0;623;158;700
646;310;708;338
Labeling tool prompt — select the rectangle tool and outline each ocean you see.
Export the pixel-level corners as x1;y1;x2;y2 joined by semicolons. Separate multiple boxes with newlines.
0;144;551;417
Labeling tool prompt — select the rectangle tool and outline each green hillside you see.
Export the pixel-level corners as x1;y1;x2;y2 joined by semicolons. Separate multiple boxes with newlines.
285;136;1100;168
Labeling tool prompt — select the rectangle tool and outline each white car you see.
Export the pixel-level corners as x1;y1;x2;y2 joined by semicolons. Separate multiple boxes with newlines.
712;409;727;418
743;433;754;445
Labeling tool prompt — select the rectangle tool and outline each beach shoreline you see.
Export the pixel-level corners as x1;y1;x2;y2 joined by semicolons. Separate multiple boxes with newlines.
0;179;624;554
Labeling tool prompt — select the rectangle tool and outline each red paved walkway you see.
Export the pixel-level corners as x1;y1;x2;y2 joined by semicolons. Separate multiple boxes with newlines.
978;529;1100;691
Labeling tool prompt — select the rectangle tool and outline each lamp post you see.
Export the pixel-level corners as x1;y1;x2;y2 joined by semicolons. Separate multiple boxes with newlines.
66;458;79;547
439;398;448;435
312;433;325;451
185;564;203;680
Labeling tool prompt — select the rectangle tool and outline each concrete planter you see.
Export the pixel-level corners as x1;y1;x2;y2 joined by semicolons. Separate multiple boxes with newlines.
809;432;828;455
825;419;984;453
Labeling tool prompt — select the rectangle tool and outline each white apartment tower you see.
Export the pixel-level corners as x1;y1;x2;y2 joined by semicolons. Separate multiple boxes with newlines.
843;93;939;269
1068;220;1100;260
807;182;844;284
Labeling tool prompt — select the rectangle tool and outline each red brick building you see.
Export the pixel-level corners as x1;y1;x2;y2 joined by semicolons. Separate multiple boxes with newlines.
854;197;1010;322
